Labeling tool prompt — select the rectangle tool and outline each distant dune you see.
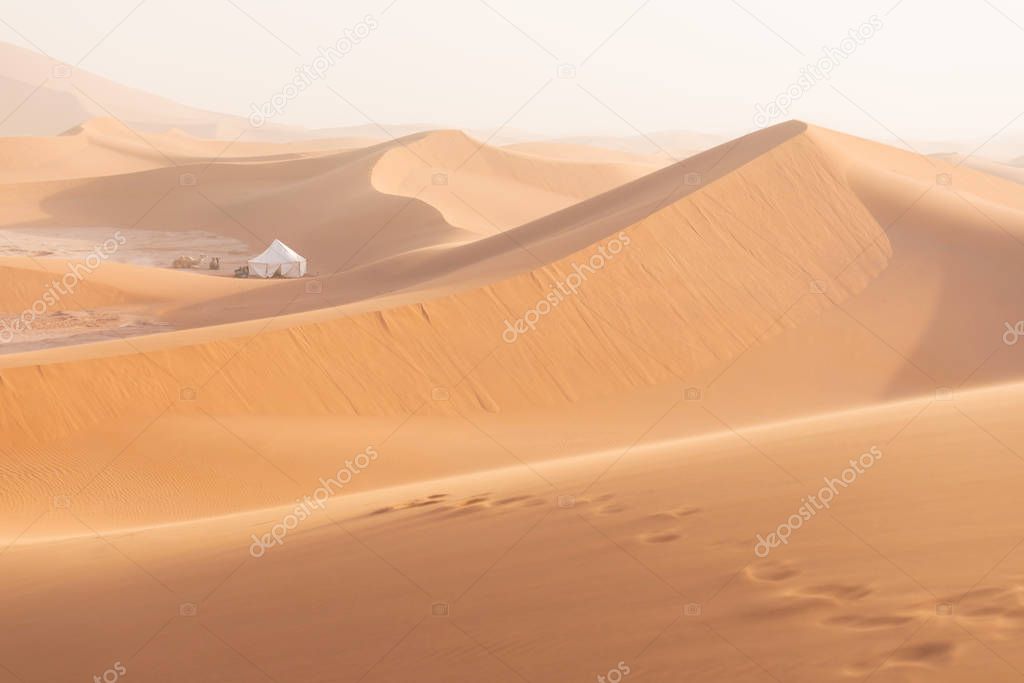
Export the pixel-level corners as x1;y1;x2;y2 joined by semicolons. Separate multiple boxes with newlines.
0;42;279;138
548;130;727;162
946;154;1024;186
502;141;675;171
0;116;667;322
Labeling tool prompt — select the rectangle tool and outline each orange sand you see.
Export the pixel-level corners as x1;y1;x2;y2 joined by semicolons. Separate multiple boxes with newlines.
2;107;1024;682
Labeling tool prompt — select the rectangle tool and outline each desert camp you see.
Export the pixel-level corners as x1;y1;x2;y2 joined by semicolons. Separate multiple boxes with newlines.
247;239;307;278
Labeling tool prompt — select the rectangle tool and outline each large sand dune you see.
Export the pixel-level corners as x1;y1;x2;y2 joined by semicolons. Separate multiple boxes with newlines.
1;122;894;449
4;113;1024;681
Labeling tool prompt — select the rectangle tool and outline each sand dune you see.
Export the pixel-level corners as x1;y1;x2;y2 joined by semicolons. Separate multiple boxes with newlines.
0;118;661;273
6;380;1024;681
372;129;666;233
0;42;268;138
0;42;349;141
1;121;896;451
0;42;540;145
5;111;1024;682
0;118;381;184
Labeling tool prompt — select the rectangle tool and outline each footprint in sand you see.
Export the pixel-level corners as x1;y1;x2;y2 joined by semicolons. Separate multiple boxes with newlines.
646;506;702;523
745;562;801;583
891;641;956;666
566;493;624;514
502;495;548;508
447;492;553;516
804;584;925;635
744;564;900;630
367;493;450;517
826;614;914;630
406;498;445;509
640;530;681;544
845;640;957;678
495;495;532;506
376;491;556;519
443;494;491;516
799;583;873;601
632;506;702;543
957;583;1024;624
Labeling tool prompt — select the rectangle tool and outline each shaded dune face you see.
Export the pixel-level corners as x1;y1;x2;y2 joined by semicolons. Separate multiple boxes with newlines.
0;122;891;447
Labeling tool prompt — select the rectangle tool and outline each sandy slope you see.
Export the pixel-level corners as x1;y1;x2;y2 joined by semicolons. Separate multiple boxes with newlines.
4;119;1024;682
5;383;1024;682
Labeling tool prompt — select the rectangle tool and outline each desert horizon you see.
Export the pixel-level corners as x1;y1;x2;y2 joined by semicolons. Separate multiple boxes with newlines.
4;2;1024;682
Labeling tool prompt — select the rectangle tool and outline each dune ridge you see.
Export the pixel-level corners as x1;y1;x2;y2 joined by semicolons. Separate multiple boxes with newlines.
0;123;893;445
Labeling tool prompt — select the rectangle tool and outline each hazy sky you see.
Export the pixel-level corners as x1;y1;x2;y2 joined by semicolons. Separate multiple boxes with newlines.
2;0;1023;143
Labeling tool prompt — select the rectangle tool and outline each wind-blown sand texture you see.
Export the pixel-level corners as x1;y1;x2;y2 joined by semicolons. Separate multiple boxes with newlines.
3;64;1024;680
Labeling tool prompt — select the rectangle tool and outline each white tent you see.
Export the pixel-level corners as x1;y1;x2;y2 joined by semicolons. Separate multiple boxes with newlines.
248;239;307;278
